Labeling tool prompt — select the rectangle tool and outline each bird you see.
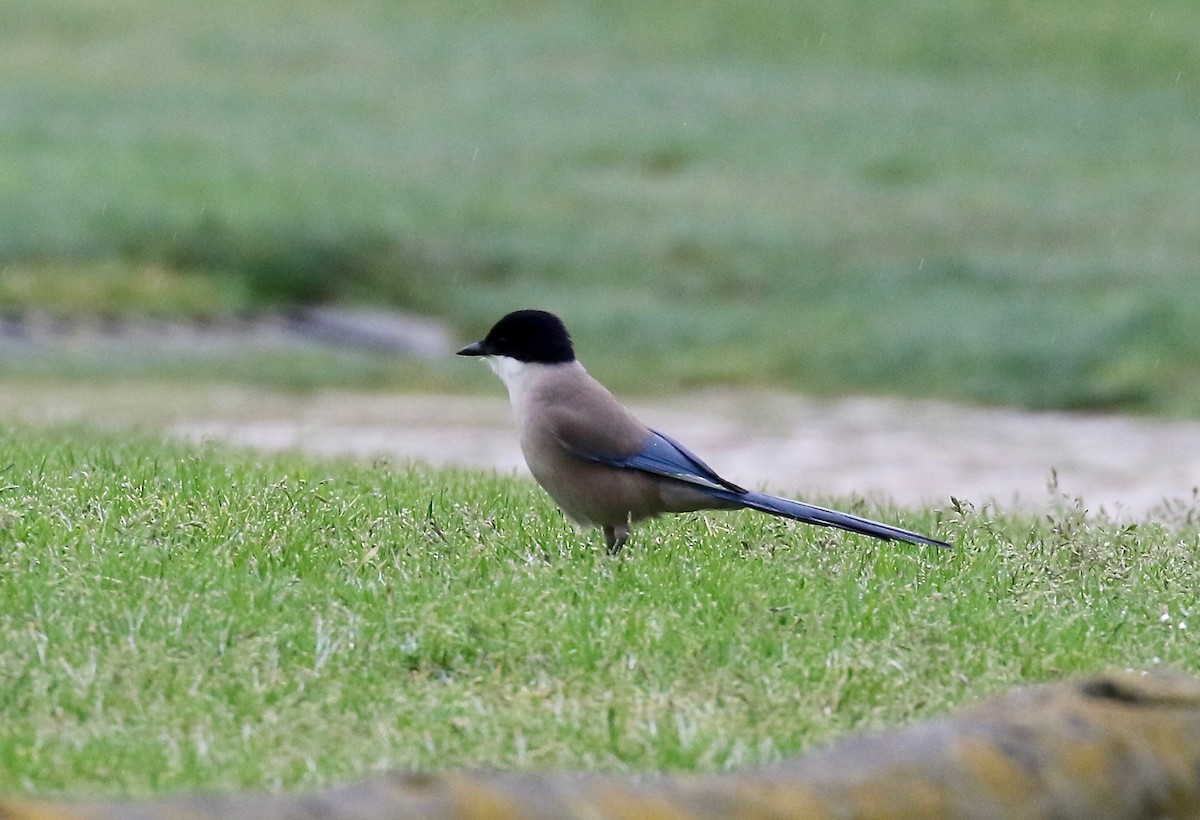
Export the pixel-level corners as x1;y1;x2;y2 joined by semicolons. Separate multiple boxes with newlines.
458;309;949;554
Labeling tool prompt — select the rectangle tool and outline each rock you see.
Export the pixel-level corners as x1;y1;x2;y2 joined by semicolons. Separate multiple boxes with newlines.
7;671;1200;819
0;308;455;357
286;308;453;356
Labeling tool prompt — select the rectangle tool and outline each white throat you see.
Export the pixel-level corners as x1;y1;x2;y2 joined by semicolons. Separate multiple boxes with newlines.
483;355;579;421
485;355;537;406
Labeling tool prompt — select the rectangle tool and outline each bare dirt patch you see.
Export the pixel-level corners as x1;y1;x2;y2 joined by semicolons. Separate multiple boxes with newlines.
2;382;1197;519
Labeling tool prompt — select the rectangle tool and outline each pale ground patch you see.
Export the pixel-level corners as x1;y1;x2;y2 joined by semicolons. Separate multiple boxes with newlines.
2;381;1198;519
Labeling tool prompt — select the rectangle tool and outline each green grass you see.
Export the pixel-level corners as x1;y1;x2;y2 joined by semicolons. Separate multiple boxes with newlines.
0;262;253;315
2;1;1200;411
1;423;1197;797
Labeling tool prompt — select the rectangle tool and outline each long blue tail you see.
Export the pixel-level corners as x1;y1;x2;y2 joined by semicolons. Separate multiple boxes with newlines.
581;429;949;548
707;488;950;548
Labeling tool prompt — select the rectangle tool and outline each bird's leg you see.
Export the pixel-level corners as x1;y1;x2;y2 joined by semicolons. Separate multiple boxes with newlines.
603;524;630;556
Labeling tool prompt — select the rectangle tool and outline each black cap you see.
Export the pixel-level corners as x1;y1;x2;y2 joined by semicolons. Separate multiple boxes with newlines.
456;310;576;364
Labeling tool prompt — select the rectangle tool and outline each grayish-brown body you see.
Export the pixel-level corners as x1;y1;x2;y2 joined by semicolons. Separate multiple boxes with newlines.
496;356;735;550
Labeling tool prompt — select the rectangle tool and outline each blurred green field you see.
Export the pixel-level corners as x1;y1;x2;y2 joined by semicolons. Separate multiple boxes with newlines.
2;1;1198;410
1;424;1196;796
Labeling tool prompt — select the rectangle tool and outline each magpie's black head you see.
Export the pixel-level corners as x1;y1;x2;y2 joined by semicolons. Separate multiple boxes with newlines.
457;309;575;364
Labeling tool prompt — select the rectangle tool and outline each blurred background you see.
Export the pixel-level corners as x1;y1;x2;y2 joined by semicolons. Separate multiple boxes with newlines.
2;0;1198;507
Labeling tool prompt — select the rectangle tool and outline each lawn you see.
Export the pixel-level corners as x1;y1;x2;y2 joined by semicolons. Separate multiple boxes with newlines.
1;424;1195;797
4;1;1197;804
2;1;1199;410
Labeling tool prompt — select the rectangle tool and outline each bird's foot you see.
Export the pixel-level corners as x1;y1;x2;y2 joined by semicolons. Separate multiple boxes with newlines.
603;524;630;556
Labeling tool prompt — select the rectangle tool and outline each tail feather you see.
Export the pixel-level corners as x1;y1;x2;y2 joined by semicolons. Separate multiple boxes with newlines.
708;489;950;549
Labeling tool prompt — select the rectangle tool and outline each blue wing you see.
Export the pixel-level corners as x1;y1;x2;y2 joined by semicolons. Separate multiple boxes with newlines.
565;426;950;548
571;429;748;494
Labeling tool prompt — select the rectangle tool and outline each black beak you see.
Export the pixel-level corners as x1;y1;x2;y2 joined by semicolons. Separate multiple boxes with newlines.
456;340;491;356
